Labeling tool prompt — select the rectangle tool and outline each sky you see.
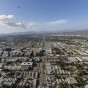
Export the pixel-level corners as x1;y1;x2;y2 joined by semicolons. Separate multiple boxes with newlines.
0;0;88;33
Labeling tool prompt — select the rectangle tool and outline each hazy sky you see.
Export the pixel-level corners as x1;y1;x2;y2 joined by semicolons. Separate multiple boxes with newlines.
0;0;88;33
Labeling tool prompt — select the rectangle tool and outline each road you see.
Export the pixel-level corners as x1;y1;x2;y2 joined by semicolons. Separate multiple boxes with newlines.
40;61;43;88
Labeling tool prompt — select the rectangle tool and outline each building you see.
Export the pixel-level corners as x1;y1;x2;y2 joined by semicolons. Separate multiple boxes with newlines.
21;62;33;70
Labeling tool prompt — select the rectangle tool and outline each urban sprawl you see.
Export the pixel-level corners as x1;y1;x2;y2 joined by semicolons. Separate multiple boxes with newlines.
0;35;88;88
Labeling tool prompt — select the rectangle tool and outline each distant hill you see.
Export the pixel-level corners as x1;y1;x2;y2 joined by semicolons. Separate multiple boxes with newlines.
52;29;88;36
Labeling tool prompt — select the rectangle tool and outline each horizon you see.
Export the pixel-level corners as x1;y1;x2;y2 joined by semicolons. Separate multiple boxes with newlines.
0;0;88;33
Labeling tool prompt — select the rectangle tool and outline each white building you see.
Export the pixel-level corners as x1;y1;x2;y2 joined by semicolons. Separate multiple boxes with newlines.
21;62;33;70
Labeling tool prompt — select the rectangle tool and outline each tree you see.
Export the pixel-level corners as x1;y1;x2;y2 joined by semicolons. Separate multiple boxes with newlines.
30;51;34;57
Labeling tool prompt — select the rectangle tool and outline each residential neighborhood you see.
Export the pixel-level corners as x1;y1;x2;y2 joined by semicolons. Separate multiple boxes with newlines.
0;35;87;88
